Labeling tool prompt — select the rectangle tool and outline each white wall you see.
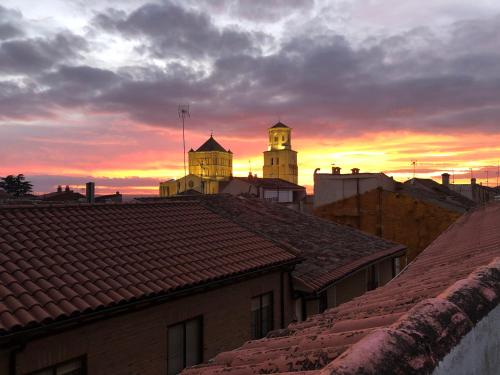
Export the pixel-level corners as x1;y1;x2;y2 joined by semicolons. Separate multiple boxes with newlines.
263;189;293;203
432;304;500;375
313;173;396;207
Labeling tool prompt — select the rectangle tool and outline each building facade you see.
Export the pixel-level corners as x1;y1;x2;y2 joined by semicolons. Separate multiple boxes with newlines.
0;201;298;375
263;122;298;184
313;166;397;208
160;135;233;196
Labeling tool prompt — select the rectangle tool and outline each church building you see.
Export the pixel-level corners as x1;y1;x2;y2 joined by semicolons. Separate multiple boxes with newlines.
263;122;298;184
159;135;233;196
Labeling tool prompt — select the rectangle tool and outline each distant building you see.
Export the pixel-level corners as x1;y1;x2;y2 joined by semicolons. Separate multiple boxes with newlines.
263;122;298;184
184;202;500;375
446;174;498;204
0;201;298;374
220;174;306;208
314;177;475;260
159;135;233;197
313;166;396;208
95;191;123;203
40;185;85;202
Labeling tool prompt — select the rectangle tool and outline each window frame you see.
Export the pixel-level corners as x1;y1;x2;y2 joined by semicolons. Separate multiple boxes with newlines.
251;292;274;340
167;315;204;375
27;356;87;375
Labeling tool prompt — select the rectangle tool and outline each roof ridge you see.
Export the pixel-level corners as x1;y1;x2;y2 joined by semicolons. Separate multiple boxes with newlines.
0;200;201;211
321;257;500;374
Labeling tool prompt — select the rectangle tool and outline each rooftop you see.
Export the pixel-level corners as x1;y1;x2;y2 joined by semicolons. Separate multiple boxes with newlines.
233;177;305;191
0;201;297;338
184;203;500;374
270;121;289;129
198;195;404;292
194;135;230;153
401;178;476;213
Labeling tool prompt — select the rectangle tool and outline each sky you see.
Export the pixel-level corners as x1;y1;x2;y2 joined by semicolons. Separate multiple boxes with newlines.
0;0;499;194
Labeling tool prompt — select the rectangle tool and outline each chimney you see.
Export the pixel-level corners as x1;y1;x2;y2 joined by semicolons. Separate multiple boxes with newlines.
471;178;477;185
65;185;70;192
351;168;360;175
86;182;95;203
332;167;341;175
441;173;450;186
57;185;62;193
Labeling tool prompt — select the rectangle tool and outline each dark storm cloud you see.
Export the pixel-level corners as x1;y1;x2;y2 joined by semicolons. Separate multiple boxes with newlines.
0;32;88;74
93;1;263;59
0;5;23;40
2;1;500;136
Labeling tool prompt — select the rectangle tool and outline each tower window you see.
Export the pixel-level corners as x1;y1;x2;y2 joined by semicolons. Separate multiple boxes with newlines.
274;136;278;142
282;136;285;141
271;158;274;165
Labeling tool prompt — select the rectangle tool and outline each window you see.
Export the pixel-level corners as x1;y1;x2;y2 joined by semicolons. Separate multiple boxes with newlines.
392;257;401;277
167;317;203;375
188;180;194;188
274;136;278;142
282;135;285;141
30;358;85;375
319;292;328;313
271;158;274;165
366;264;379;291
251;292;273;339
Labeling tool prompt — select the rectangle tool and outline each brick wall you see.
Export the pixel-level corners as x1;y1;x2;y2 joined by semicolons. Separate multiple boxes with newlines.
2;270;293;375
314;189;461;260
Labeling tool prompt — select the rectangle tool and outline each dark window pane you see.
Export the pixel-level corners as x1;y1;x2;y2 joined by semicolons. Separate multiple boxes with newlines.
56;360;83;375
251;297;261;339
185;319;202;367
168;324;184;375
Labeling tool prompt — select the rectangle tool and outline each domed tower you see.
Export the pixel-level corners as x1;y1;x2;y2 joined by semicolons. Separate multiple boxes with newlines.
263;122;298;184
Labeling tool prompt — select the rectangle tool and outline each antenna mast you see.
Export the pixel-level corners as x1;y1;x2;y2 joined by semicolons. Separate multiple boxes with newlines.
411;160;417;178
178;104;190;192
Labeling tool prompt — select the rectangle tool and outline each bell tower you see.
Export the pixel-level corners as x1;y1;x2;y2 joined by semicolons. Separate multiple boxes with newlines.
263;122;298;184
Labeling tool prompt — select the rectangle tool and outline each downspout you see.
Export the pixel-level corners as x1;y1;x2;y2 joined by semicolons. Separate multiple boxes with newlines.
280;271;285;328
9;344;25;375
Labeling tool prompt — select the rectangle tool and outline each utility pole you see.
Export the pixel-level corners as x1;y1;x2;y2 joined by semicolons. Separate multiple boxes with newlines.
178;104;190;192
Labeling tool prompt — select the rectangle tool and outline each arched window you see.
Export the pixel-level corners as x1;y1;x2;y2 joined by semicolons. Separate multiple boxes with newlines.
274;136;278;142
282;135;285;141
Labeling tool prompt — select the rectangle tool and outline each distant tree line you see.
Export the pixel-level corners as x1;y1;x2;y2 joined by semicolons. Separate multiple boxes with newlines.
0;174;33;197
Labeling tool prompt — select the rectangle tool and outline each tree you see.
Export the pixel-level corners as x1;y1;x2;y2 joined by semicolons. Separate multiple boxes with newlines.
0;174;33;197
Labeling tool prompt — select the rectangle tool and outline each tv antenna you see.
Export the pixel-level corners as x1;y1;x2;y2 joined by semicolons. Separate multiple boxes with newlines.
497;161;499;188
411;160;417;178
178;104;190;192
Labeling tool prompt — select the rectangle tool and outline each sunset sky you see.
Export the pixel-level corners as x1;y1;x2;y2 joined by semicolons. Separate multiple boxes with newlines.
1;0;499;194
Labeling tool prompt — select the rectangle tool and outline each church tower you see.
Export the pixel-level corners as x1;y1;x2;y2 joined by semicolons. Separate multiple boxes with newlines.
263;122;298;184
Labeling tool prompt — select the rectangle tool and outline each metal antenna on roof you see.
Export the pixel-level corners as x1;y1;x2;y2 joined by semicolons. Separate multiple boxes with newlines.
411;160;417;178
178;104;190;192
486;169;489;187
497;161;499;188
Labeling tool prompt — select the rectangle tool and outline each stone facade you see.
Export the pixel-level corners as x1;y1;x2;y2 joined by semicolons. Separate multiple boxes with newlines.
263;122;298;184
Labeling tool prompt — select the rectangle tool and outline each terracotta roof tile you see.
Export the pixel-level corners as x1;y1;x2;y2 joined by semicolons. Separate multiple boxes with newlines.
184;203;500;375
197;195;405;291
0;201;297;336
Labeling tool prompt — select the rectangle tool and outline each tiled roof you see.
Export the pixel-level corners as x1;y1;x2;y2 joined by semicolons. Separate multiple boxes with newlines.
0;202;297;336
198;195;404;291
233;177;305;191
271;121;289;128
401;179;475;212
195;136;229;152
184;203;500;375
